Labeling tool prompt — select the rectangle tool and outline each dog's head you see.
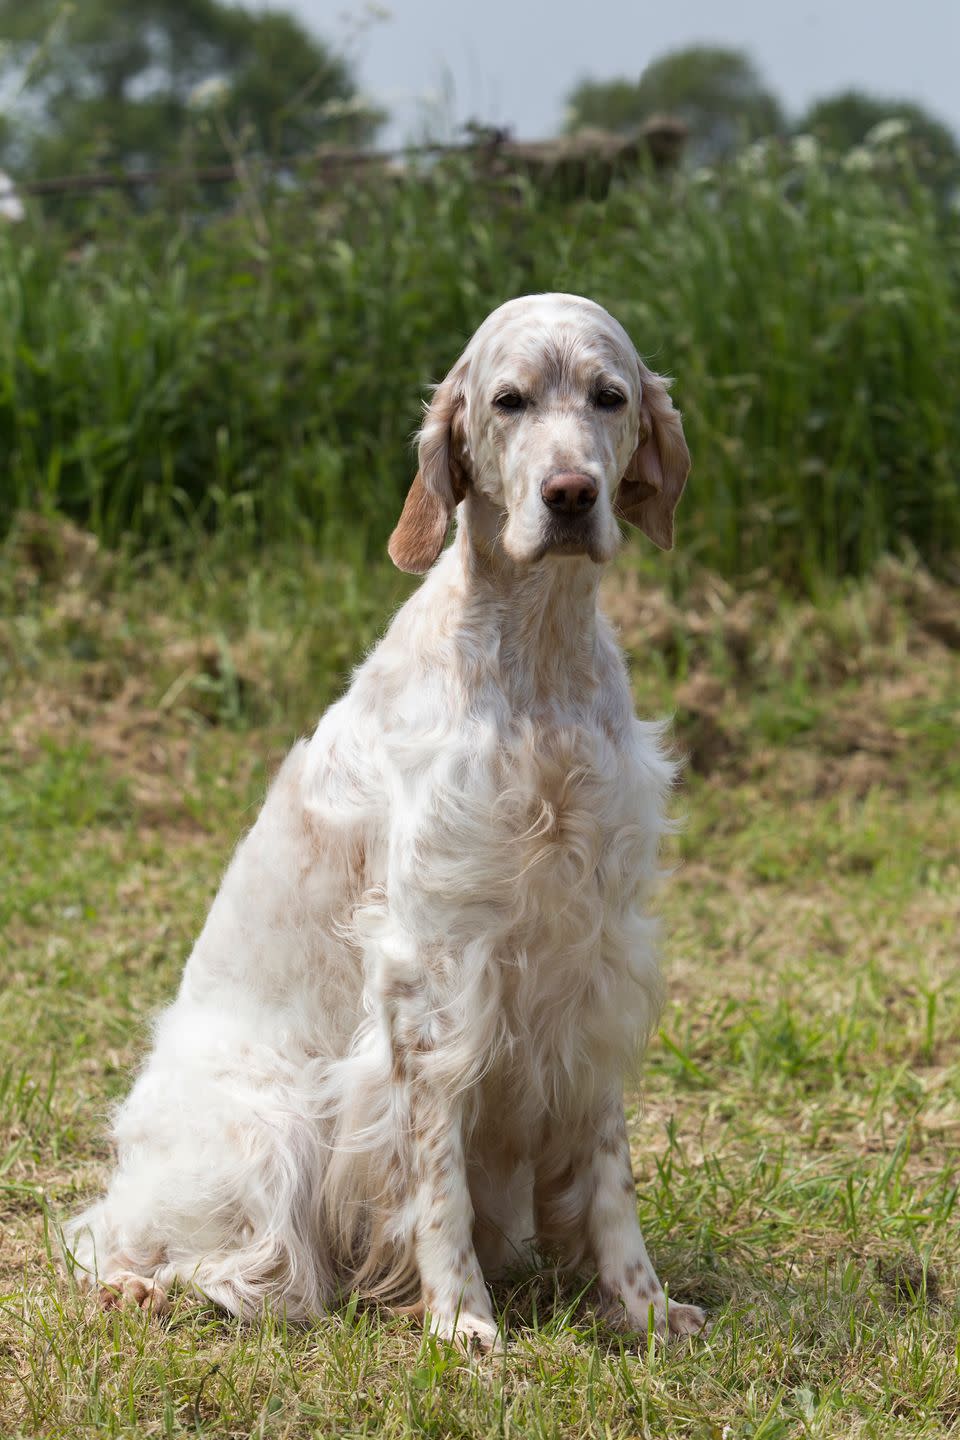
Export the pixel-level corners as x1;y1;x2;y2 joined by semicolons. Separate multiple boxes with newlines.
389;293;690;573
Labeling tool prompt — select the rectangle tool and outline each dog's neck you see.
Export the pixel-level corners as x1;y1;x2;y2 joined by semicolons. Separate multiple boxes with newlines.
449;494;604;710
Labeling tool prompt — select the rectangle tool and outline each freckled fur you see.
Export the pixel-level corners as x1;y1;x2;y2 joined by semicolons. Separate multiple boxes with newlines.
65;293;702;1348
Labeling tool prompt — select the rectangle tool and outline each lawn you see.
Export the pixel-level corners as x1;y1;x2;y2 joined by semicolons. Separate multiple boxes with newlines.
1;516;958;1438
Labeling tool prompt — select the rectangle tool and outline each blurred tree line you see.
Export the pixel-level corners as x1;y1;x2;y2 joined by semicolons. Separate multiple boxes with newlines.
566;48;784;163
565;45;959;196
0;0;381;178
0;2;955;200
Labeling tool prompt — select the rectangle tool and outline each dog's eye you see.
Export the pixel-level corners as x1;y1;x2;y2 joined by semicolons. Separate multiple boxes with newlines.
494;390;526;412
594;387;626;410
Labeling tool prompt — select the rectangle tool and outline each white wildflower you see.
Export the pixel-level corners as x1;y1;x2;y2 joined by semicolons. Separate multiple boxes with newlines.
187;75;230;111
738;138;771;174
843;146;874;172
0;169;24;222
865;117;910;147
792;134;819;166
318;93;378;119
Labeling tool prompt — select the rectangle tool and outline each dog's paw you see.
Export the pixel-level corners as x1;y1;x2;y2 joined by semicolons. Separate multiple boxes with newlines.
427;1308;504;1355
601;1289;707;1342
98;1271;170;1316
654;1298;706;1339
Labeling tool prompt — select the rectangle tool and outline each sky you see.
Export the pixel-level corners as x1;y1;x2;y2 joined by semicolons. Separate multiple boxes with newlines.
258;0;960;146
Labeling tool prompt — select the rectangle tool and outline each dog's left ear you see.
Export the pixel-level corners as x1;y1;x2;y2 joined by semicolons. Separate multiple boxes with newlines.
389;363;469;574
614;365;690;550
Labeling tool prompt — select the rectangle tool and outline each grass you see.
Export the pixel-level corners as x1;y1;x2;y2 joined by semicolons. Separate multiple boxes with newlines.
3;136;960;586
1;517;958;1437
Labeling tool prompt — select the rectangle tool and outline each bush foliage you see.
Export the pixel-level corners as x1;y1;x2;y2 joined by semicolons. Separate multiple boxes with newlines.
2;146;958;585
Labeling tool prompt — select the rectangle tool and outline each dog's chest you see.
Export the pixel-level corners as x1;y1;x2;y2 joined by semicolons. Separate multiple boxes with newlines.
463;719;663;1132
499;723;634;899
408;713;656;957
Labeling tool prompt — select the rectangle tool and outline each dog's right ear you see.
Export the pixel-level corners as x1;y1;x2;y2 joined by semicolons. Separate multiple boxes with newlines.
389;364;469;574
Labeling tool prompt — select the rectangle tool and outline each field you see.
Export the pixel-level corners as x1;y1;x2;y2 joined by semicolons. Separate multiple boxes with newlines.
1;131;959;1436
1;515;958;1438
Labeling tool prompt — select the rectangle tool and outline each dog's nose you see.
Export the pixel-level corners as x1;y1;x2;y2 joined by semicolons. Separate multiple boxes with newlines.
540;472;598;516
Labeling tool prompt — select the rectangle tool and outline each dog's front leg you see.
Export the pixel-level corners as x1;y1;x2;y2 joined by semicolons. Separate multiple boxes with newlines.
588;1093;706;1338
536;1091;705;1339
370;893;500;1348
404;1068;500;1352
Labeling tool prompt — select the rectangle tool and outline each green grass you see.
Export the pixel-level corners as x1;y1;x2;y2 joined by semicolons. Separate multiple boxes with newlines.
3;139;960;586
1;524;958;1437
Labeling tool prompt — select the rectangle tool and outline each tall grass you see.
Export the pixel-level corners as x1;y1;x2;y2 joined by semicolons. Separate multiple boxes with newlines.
1;147;958;585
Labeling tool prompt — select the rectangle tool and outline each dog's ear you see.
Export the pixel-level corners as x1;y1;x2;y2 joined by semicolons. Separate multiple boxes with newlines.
389;364;469;574
614;365;690;551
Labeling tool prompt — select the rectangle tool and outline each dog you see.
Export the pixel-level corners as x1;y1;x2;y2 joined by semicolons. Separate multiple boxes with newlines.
66;292;703;1349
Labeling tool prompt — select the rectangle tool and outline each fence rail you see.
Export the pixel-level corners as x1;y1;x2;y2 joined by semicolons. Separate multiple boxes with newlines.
15;121;688;197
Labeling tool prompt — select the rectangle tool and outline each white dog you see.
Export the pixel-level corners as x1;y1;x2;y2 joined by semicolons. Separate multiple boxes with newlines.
66;293;703;1348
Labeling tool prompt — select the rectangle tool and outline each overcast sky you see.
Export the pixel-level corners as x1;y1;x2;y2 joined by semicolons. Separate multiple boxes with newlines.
259;0;960;145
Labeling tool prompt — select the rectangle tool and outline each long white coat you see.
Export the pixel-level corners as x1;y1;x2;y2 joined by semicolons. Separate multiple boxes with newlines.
67;294;703;1347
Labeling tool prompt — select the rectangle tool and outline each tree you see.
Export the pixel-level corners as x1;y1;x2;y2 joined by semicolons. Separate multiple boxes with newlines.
0;0;383;178
565;46;784;163
797;90;959;194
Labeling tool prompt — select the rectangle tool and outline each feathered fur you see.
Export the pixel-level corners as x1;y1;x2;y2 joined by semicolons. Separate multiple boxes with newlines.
65;293;702;1346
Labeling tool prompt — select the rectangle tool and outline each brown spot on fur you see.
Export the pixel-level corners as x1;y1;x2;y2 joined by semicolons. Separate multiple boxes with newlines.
391;1055;408;1084
386;979;420;1002
634;1272;656;1299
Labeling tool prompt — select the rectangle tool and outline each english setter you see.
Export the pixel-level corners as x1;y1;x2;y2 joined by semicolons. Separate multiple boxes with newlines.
67;293;703;1347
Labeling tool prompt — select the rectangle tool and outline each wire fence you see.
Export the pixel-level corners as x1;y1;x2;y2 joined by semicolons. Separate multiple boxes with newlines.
14;121;688;198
